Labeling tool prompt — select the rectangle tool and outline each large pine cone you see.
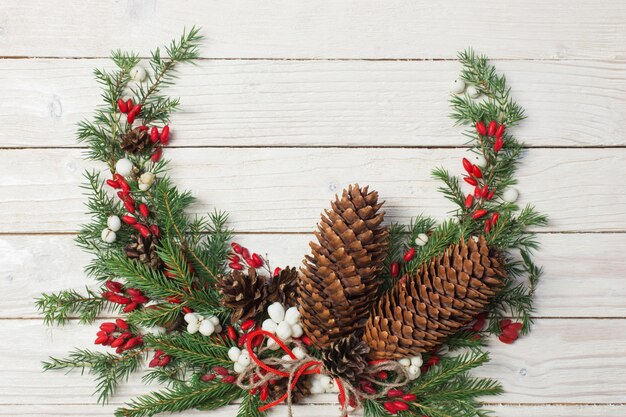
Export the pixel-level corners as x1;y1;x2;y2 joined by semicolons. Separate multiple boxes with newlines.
218;267;299;324
364;236;506;360
298;184;389;349
322;334;370;382
125;234;160;269
120;127;151;154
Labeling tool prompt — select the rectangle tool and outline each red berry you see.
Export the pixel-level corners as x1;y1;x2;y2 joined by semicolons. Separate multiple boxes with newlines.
123;337;141;350
260;384;269;401
138;125;148;132
464;194;473;208
135;224;151;238
149;357;161;368
494;137;504;152
222;375;236;383
200;373;216;382
472;209;487;219
123;302;138;313
462;158;473;174
390;262;400;277
472;165;483;178
149;224;160;238
475;121;487;136
383;401;398;414
237;333;248;347
126;99;133;111
99;322;117;333
229;262;243;271
251;253;263;268
160;125;170;145
474;186;482;198
487;120;497;136
273;267;281;277
387;389;404;398
110;336;126;348
105;280;123;293
393;401;409;411
499;334;516;344
227;326;237;341
94;335;108;345
403;248;415;262
495;124;505;139
402;393;417;401
231;242;243;254
491;212;499;225
123;199;136;214
427;355;440;366
182;306;193;314
151;147;163;162
500;319;512;329
116;319;128;330
213;366;229;376
301;335;312;346
241;247;250;259
376;371;388;380
464;176;478;186
106;179;121;189
150;126;159;143
485;219;491;233
481;184;489;198
111;295;132;305
487;190;495;200
139;203;149;218
241;319;255;331
122;215;137;225
127;111;137;124
117;99;128;114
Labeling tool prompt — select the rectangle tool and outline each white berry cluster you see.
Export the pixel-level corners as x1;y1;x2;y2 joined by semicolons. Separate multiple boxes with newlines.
227;346;252;374
309;373;339;394
184;313;221;336
398;354;423;380
101;215;122;244
261;302;303;349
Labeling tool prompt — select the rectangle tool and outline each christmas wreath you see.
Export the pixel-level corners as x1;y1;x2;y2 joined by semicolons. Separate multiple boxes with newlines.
37;28;547;417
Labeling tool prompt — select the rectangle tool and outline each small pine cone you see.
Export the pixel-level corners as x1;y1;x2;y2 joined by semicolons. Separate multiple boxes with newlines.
269;375;312;404
125;234;161;269
120;127;151;154
218;268;270;324
268;267;299;307
322;334;370;383
363;236;507;360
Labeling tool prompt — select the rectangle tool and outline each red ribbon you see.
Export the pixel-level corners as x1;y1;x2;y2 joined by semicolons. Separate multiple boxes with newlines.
245;329;347;412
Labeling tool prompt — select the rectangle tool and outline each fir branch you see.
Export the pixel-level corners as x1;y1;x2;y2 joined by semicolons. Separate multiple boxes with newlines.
43;348;143;404
405;219;461;275
410;351;491;395
127;303;182;329
115;380;240;417
144;333;232;368
36;287;110;325
237;391;266;417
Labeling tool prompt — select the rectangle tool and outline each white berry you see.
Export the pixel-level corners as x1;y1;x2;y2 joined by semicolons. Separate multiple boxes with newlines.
502;188;519;203
115;158;134;176
414;233;429;246
199;320;215;336
138;172;155;191
184;312;199;324
237;352;251;367
469;153;487;168
292;346;306;359
187;321;199;334
291;323;304;338
268;302;286;323
233;362;246;374
450;78;466;94
101;228;117;243
410;355;423;367
399;358;411;367
276;321;293;340
267;338;280;350
284;307;301;325
130;66;147;82
466;85;480;98
408;365;421;380
107;215;121;232
262;318;277;333
227;346;242;362
208;316;220;326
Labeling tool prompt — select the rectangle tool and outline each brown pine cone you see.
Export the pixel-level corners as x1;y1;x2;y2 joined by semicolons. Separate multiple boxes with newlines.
363;236;507;360
218;267;269;324
268;267;298;307
322;334;370;382
269;375;312;404
125;234;160;269
120;127;151;154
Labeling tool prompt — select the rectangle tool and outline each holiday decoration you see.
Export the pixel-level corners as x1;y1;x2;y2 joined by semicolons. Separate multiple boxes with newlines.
36;32;546;417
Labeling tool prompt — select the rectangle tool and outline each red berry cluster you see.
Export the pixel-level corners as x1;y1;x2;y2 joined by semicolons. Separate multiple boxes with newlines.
498;320;523;344
200;366;236;384
389;246;418;279
475;119;505;152
117;98;172;162
148;349;172;368
383;389;417;414
94;318;143;353
249;374;273;401
229;242;265;270
108;175;161;239
102;280;149;313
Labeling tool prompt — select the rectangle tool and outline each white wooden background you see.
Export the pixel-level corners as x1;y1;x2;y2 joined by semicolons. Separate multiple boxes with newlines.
1;1;625;416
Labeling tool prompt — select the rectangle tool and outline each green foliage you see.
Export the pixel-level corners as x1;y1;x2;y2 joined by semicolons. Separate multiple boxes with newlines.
237;391;266;417
115;379;240;417
42;349;143;404
36;286;112;325
144;333;232;368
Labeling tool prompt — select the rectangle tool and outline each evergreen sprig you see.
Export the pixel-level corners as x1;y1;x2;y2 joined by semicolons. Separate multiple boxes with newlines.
36;286;111;325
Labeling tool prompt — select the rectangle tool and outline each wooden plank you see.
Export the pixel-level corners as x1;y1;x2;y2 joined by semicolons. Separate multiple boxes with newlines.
0;148;624;233
1;1;626;59
1;404;625;417
1;320;624;403
2;59;626;148
7;233;626;319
